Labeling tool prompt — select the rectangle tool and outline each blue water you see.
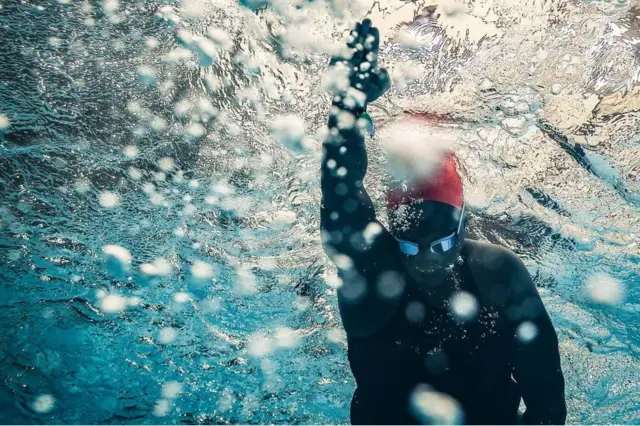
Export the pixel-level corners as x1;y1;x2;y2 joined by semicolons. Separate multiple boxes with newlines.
1;0;639;424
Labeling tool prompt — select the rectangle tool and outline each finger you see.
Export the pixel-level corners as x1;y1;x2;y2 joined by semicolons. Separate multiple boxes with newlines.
353;21;362;37
361;19;372;38
370;27;380;52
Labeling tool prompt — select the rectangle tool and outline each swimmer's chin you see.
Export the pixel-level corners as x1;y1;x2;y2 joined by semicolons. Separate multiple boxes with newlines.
406;262;455;281
408;266;443;279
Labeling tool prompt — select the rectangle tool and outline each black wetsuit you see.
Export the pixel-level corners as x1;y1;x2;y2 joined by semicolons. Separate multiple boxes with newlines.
320;106;566;424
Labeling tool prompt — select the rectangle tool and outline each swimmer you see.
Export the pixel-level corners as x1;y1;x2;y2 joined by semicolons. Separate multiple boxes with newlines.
320;19;566;425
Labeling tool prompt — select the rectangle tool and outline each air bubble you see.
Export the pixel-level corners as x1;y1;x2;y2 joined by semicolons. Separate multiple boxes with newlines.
274;327;301;349
270;115;307;153
516;321;538;343
269;210;297;229
140;257;173;276
99;294;128;313
247;332;275;357
99;191;121;208
159;327;177;344
191;260;216;281
450;291;478;321
410;384;464;425
585;272;625;305
32;394;55;414
363;222;382;244
0;114;10;129
153;399;170;417
102;245;132;277
137;65;157;86
162;381;183;399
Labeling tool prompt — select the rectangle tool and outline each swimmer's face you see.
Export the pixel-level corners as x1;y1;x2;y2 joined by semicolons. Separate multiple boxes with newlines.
389;201;464;280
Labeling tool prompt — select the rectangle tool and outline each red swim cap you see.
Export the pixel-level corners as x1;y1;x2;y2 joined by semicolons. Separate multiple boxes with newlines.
386;151;464;210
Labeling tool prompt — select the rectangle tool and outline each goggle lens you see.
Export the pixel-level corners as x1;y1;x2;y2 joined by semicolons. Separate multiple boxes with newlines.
398;240;420;256
430;234;456;254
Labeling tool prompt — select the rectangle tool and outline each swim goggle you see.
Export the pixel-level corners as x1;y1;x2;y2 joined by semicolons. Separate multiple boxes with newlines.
396;204;465;256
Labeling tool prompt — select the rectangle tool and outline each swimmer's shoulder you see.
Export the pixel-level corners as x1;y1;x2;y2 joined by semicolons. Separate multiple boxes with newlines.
461;238;529;309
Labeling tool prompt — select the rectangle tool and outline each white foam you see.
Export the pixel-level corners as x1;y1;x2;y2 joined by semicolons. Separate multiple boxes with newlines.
183;204;197;216
193;36;217;66
174;99;192;117
211;181;235;196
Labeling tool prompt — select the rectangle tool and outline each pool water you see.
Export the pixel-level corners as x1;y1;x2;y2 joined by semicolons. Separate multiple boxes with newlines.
0;0;638;424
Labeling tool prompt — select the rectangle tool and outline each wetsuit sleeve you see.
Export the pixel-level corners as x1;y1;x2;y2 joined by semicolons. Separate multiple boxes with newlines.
504;252;567;425
320;104;377;241
320;103;401;338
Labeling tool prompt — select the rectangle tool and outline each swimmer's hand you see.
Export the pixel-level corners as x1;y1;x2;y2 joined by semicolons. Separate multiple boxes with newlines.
330;19;391;110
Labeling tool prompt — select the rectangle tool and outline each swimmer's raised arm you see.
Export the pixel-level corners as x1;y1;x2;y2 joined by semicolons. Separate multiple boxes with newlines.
320;18;390;236
320;20;401;337
320;19;390;253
